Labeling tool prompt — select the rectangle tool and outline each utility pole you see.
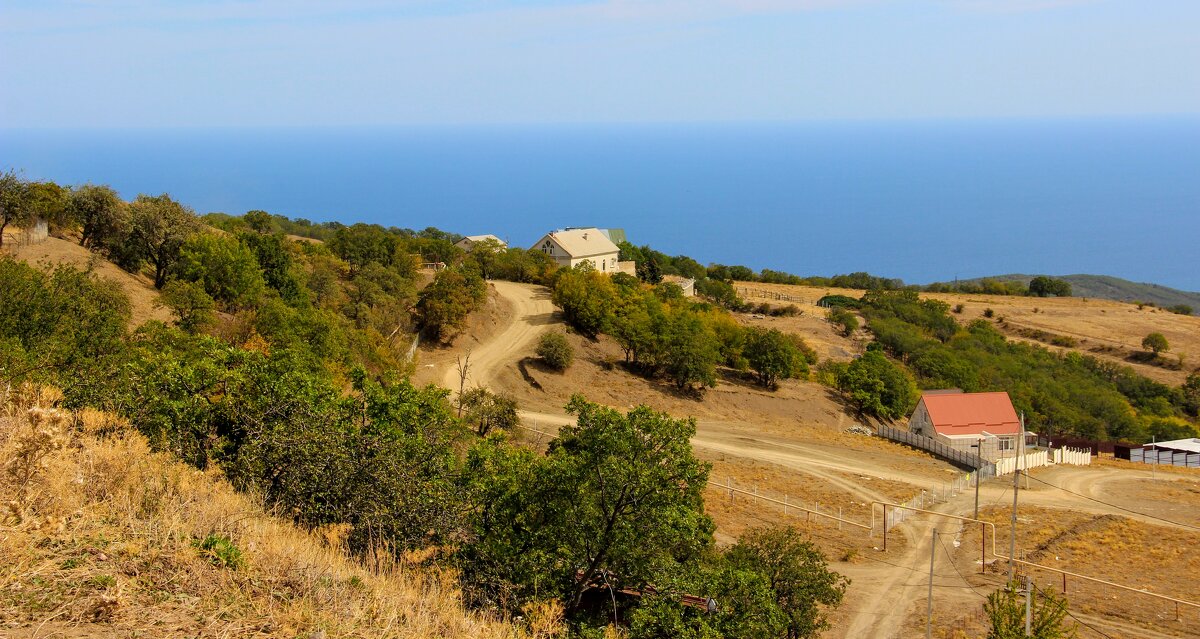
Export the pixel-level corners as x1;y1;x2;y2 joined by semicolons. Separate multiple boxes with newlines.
1024;576;1033;636
973;441;982;520
1151;435;1156;479
927;530;937;639
1009;412;1024;581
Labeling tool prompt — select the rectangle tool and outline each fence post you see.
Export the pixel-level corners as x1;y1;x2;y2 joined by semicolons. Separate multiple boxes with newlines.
783;494;788;516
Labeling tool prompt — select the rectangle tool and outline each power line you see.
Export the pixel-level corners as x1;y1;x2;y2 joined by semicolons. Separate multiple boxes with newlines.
936;534;989;601
1030;583;1117;639
1023;474;1200;531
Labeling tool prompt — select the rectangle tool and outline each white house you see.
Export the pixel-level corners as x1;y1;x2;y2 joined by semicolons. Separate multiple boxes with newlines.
531;228;624;273
455;234;507;252
908;390;1033;461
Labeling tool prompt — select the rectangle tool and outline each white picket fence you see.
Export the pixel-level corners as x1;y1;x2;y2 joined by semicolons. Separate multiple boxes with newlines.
1053;447;1092;466
992;447;1091;476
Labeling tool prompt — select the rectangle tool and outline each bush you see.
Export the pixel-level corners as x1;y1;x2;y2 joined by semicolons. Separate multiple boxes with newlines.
193;534;244;570
983;308;995;318
827;308;859;337
159;280;217;334
1167;304;1193;316
536;331;574;370
836;350;918;420
173;233;266;309
1141;332;1169;354
744;327;810;389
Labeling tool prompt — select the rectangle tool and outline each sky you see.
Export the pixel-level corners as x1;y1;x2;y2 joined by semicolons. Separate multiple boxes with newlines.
2;0;1199;127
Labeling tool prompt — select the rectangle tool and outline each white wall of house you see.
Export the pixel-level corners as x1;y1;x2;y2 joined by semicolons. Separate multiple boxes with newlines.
534;235;620;272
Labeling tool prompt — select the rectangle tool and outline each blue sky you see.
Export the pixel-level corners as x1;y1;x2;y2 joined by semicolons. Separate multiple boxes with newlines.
2;0;1198;127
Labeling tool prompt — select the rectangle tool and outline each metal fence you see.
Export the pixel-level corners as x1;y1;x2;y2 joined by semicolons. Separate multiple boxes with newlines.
1130;447;1200;468
877;424;997;474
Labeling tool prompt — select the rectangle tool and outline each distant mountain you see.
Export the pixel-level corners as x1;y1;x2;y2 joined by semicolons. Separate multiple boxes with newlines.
950;274;1200;310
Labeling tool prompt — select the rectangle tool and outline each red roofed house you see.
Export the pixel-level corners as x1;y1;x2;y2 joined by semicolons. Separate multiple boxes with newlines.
907;390;1033;461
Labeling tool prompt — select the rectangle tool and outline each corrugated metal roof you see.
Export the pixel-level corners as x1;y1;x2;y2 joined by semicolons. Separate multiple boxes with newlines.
1145;438;1200;453
921;391;1020;436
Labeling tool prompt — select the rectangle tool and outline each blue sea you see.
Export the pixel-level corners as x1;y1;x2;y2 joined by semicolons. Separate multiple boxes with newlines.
3;119;1198;290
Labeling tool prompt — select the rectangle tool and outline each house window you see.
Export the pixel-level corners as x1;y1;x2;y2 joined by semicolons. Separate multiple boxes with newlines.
998;438;1012;451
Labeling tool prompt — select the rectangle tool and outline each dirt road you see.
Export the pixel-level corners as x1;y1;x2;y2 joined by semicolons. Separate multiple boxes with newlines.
434;281;1197;638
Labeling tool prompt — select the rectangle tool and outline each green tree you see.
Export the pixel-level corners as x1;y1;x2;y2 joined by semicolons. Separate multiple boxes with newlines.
836;350;918;420
1028;276;1072;298
126;193;201;288
1141;332;1169;354
536;331;574;370
68;184;127;249
242;209;275;233
984;585;1077;639
551;266;617;338
239;230;303;302
726;525;849;638
457;396;714;614
328;223;399;274
158;279;217;334
0;170;30;247
1183;372;1200;417
173;233;266;308
416;267;488;342
743;327;808;389
460;387;520;437
24;181;69;231
662;311;720;392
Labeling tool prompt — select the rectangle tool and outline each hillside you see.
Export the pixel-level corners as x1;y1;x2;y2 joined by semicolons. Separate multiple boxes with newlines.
0;386;534;638
949;273;1200;310
1;229;172;327
736;280;1200;386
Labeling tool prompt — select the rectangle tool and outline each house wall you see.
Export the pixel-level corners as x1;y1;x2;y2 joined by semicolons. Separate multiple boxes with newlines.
908;402;934;438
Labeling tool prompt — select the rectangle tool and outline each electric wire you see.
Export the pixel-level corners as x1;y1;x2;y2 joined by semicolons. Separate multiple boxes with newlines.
1022;473;1200;531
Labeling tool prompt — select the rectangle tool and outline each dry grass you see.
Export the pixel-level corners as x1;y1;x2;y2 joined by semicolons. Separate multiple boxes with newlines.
951;505;1200;636
0;385;545;639
734;281;1200;384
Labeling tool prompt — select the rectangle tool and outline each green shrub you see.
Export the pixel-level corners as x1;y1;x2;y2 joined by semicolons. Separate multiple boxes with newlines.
193;534;244;570
827;308;859;336
159;279;216;334
536;331;574;370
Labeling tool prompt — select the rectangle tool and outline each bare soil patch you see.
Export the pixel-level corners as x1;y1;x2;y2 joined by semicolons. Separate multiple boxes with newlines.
410;284;515;387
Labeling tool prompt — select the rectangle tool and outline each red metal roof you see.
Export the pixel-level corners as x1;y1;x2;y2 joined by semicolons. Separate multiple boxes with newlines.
921;391;1020;436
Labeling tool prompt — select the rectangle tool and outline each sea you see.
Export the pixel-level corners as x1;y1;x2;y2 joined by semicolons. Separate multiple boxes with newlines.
2;118;1198;290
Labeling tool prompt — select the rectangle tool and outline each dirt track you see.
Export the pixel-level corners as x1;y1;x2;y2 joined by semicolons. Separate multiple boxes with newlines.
434;281;1200;638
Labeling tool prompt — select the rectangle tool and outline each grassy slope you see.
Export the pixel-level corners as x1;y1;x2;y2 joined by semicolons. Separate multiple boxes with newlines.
953;273;1200;310
0;386;539;638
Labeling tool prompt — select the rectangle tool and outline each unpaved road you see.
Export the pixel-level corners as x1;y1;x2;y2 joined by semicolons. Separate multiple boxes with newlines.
435;281;1197;638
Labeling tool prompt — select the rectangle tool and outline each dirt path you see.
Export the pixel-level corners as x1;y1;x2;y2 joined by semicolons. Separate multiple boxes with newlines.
439;281;558;396
439;281;1195;638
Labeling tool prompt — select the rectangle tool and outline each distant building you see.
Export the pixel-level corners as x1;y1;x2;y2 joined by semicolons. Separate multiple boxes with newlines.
532;228;624;273
455;234;507;252
662;274;696;297
908;390;1033;460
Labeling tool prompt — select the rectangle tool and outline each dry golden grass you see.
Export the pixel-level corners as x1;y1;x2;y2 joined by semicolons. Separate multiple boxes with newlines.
954;505;1200;636
734;281;1200;385
0;385;546;639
